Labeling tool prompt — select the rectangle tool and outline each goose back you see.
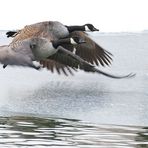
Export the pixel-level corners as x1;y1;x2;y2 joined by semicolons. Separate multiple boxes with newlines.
10;21;69;48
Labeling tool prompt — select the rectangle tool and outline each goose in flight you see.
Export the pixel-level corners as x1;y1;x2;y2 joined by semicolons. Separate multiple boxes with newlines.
6;21;99;41
6;21;112;70
1;37;135;79
4;21;135;78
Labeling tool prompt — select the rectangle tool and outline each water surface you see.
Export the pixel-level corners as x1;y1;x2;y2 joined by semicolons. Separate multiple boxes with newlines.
0;31;148;147
0;116;147;147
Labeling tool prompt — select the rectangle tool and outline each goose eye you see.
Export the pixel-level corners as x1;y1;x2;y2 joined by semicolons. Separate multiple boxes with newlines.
30;43;36;49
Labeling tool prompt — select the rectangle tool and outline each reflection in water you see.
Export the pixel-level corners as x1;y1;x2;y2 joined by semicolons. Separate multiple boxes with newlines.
136;127;148;147
0;116;147;147
2;78;148;126
1;79;111;120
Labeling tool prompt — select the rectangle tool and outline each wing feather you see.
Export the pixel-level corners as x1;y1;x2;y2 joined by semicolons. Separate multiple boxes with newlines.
39;59;76;76
64;31;113;67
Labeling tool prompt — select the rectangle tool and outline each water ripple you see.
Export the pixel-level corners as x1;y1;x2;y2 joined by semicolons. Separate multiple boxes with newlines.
0;116;147;147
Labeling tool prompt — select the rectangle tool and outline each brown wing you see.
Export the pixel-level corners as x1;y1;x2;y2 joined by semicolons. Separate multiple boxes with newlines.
39;46;82;76
63;31;113;67
39;59;77;76
46;47;135;79
45;48;92;73
10;21;53;48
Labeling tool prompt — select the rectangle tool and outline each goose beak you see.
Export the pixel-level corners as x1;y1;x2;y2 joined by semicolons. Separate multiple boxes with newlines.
93;27;99;31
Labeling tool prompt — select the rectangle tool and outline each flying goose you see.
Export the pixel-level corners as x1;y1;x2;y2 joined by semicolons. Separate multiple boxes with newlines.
0;36;85;69
6;21;99;41
5;21;135;78
6;21;112;69
6;23;99;38
1;36;135;78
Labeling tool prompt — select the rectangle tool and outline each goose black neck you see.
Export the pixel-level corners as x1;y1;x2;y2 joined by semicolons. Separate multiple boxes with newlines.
52;38;71;48
65;25;85;32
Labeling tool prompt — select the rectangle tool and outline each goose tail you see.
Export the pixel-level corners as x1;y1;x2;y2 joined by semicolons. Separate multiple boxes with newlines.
6;31;18;38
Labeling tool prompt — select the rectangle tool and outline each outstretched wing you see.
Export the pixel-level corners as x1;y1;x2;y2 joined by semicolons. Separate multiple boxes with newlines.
47;46;135;79
62;31;113;67
39;59;77;76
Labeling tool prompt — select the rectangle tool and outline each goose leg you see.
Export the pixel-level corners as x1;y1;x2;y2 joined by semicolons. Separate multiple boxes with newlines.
29;62;41;70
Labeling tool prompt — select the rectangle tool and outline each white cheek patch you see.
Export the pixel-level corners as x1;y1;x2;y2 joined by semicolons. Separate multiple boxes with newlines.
85;26;91;31
78;65;80;69
73;47;77;54
70;38;77;45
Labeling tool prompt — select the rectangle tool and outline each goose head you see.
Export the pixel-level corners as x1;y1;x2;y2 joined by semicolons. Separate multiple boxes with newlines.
84;24;99;31
65;24;99;32
70;36;86;45
52;36;86;49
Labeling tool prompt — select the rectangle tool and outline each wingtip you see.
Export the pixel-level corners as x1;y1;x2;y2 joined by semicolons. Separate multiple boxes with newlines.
93;67;136;79
124;73;136;79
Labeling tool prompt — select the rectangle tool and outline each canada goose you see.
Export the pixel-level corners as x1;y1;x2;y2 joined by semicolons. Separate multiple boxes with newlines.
6;21;99;38
1;36;85;69
6;21;112;68
6;21;99;41
5;21;135;78
1;36;135;78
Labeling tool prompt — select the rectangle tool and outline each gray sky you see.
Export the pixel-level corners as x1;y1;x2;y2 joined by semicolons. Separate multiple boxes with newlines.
0;0;148;32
